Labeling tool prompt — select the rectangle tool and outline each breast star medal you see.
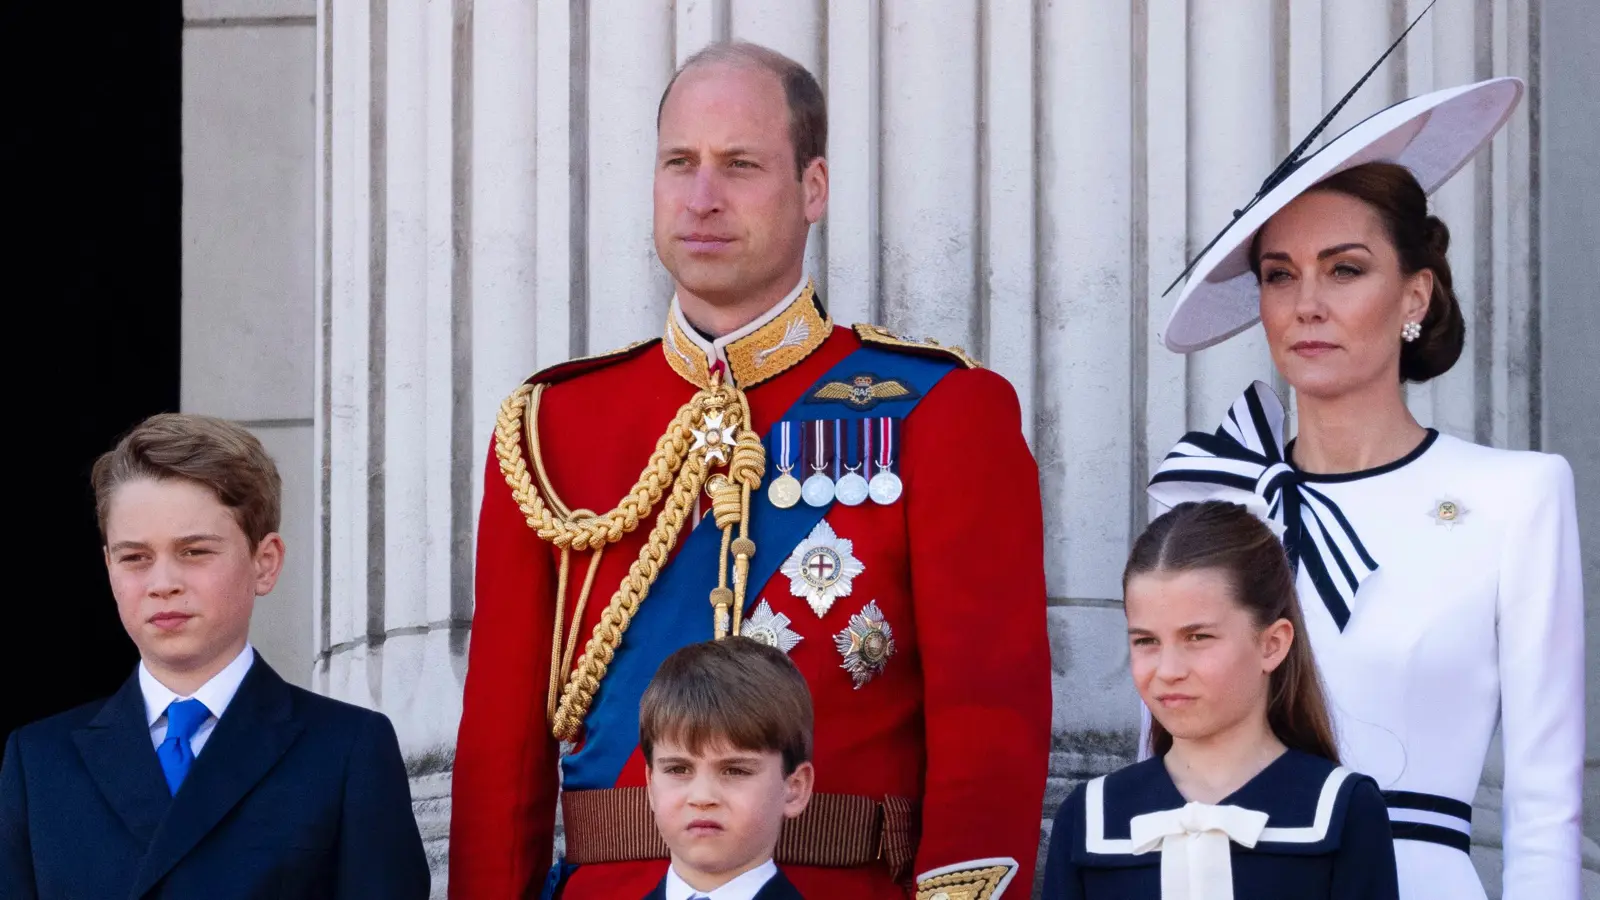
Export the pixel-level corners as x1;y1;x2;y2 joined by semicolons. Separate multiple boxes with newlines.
834;600;895;689
691;411;736;466
767;421;801;509
867;416;903;505
1428;497;1469;529
739;599;802;655
780;520;865;617
801;419;835;507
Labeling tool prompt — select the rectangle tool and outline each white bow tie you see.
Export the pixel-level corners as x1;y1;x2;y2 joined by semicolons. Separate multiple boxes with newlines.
1129;801;1271;900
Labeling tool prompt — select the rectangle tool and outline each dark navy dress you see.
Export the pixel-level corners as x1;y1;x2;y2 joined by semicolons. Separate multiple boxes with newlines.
1043;749;1398;899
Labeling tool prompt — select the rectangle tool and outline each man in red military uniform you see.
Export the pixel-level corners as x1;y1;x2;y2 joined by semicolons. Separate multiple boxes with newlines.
449;41;1050;900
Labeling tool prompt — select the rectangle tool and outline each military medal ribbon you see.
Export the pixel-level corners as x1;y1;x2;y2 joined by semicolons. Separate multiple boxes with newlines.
802;418;835;507
835;418;869;506
868;416;903;505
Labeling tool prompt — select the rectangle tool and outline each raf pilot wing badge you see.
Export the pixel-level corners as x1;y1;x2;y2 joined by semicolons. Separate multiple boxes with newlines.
807;373;921;412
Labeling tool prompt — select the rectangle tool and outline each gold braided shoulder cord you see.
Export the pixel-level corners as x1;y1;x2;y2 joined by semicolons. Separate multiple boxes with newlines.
493;374;764;742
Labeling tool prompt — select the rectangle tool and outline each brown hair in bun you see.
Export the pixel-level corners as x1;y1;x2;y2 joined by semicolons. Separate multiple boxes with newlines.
1303;161;1465;383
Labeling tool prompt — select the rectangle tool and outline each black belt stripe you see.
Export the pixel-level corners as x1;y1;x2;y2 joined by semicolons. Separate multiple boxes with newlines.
1382;790;1474;822
1390;822;1471;853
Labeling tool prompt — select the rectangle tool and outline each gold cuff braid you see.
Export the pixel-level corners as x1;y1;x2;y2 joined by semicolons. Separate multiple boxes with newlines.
915;861;1016;900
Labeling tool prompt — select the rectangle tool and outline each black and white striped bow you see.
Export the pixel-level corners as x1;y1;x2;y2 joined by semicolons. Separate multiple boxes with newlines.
1146;382;1377;630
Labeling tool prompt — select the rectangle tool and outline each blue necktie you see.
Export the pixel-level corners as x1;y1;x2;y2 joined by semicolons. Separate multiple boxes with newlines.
157;698;211;795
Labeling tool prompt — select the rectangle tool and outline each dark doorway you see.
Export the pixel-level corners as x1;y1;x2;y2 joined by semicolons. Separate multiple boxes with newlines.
6;3;182;740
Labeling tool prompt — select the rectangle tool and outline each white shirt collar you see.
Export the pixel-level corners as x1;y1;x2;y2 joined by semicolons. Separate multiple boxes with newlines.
139;643;256;726
664;858;778;900
669;275;810;369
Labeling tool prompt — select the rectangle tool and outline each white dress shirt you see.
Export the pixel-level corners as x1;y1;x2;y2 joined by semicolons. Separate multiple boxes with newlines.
139;644;255;756
664;859;778;900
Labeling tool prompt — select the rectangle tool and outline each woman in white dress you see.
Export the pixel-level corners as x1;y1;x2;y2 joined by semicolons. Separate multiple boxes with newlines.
1147;77;1585;900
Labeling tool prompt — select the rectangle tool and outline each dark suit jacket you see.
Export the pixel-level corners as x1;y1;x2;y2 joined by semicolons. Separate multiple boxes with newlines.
0;656;429;899
640;868;803;900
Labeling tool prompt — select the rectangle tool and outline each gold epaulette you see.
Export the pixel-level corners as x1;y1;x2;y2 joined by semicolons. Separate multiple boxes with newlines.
853;323;983;369
521;338;659;388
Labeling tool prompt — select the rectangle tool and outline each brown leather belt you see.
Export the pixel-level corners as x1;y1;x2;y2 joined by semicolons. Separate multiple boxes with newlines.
561;788;919;881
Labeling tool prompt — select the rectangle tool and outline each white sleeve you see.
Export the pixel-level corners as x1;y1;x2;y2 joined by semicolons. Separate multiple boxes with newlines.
1496;454;1585;900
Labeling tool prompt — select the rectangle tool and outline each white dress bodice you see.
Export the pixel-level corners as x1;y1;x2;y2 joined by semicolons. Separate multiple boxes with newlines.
1294;433;1584;900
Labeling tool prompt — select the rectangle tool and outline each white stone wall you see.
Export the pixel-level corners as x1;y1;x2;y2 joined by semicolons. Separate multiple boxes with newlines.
1544;0;1600;880
181;1;317;689
174;0;1597;896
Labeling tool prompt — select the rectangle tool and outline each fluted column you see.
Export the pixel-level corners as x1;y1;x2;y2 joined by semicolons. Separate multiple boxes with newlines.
1185;0;1278;425
309;4;1559;895
316;0;476;885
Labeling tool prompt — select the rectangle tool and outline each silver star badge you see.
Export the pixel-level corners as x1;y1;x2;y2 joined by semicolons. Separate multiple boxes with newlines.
691;411;736;465
740;599;802;655
1428;497;1469;529
834;600;895;689
780;520;866;617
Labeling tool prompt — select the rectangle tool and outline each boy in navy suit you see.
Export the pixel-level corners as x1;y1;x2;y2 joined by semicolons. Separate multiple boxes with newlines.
0;413;429;899
638;639;814;900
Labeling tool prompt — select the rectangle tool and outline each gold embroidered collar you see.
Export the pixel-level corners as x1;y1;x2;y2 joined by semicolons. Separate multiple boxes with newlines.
662;278;831;389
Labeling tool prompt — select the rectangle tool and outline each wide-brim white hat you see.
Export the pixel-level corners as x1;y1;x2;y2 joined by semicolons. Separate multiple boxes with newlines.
1163;76;1524;353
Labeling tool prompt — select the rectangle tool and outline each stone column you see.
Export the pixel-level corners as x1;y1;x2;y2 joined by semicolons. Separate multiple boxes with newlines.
182;1;317;688
314;0;476;884
306;3;1566;896
1541;0;1600;893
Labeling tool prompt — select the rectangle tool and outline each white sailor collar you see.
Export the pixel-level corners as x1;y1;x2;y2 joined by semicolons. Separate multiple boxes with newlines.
1074;750;1365;866
662;277;831;389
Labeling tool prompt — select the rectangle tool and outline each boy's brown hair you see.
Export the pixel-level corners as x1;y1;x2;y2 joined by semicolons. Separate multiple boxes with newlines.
640;638;814;775
91;413;283;548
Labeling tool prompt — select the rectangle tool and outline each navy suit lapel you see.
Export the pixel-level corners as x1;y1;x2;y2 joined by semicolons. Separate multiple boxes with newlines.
71;671;173;846
753;870;803;900
127;656;304;899
640;876;667;900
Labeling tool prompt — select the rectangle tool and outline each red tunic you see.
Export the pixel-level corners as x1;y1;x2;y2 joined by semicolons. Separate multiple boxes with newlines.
449;317;1050;899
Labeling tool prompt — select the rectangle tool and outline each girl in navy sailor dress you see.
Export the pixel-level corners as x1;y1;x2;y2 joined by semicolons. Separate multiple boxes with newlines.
1043;502;1398;900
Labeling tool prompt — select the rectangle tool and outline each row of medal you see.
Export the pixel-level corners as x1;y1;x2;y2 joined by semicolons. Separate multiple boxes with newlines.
766;418;904;509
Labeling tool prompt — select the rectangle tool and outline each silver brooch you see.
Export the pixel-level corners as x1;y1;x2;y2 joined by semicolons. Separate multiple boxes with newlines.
780;520;865;618
1427;497;1469;529
740;599;803;655
834;600;895;689
691;411;736;466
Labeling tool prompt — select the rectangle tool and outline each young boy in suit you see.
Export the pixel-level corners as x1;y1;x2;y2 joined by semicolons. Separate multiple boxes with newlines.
0;413;429;899
639;638;815;900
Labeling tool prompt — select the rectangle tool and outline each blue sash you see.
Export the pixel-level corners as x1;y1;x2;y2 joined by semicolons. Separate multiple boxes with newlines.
559;345;956;792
